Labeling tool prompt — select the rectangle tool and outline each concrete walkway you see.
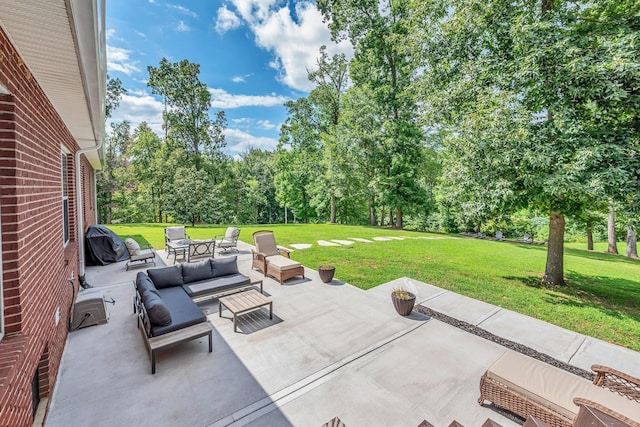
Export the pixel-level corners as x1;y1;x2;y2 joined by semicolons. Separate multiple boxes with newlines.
44;241;640;427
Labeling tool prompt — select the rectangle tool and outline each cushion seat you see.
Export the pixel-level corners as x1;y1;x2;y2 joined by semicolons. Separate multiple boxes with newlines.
182;273;251;298
150;287;206;337
267;254;302;271
485;351;640;422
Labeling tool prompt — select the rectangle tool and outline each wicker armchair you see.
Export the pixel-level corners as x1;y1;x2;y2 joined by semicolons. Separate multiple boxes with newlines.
479;351;640;427
251;230;304;285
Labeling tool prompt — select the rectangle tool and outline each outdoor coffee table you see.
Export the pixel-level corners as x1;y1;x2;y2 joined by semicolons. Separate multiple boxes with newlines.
218;289;273;333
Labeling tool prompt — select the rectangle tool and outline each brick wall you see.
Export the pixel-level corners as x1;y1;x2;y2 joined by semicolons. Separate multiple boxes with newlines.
0;26;96;426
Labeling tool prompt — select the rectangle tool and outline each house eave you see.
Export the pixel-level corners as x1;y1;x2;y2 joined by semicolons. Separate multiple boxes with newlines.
0;0;106;169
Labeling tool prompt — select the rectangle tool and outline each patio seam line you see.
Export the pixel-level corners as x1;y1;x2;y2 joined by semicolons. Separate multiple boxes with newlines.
417;289;449;304
566;335;588;365
206;320;430;427
475;307;503;327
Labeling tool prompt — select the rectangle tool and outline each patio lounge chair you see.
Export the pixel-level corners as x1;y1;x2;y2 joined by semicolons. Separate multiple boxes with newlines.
124;238;156;270
165;226;188;256
252;230;305;285
478;350;640;427
215;227;241;253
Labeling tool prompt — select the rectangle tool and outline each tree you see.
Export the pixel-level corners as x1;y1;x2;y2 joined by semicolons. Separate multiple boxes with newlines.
98;121;131;223
128;122;163;222
105;75;126;119
275;98;323;222
318;0;427;228
147;58;226;170
168;166;218;226
308;46;350;223
412;0;640;285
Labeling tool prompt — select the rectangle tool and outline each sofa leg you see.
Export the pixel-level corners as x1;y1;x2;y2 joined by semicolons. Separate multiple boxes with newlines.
151;351;156;375
208;331;212;353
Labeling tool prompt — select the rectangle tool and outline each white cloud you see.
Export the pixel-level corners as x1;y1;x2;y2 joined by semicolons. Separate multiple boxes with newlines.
231;73;252;83
215;5;242;34
226;0;353;91
224;128;279;154
257;120;277;130
107;93;164;135
209;88;289;108
106;45;140;75
177;20;190;32
168;4;198;18
106;28;117;40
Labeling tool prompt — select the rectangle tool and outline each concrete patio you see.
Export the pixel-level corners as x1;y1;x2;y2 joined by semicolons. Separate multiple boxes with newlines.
44;241;640;427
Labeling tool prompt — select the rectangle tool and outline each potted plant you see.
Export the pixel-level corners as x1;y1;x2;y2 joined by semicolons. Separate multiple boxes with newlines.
391;288;416;316
318;263;336;283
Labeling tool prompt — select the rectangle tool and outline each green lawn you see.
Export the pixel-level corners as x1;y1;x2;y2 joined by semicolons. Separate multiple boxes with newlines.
108;223;640;351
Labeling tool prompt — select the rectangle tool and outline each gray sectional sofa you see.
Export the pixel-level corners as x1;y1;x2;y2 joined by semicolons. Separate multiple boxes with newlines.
134;256;258;373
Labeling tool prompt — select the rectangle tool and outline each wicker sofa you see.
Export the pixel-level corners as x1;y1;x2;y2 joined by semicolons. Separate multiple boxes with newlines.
135;256;257;373
478;350;640;427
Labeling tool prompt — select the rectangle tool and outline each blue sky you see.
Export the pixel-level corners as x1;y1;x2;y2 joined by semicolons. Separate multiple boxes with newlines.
106;0;352;156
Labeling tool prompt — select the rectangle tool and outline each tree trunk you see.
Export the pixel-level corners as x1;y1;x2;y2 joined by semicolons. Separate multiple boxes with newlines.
330;188;336;224
395;207;402;229
586;228;593;251
607;199;618;254
369;202;377;226
626;226;637;258
542;210;565;286
389;210;393;228
380;206;385;227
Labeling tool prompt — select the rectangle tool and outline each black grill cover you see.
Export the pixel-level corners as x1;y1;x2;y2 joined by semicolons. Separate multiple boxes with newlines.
85;225;129;266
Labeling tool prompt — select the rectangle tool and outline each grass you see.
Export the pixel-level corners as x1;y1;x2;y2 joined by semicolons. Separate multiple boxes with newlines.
108;223;640;351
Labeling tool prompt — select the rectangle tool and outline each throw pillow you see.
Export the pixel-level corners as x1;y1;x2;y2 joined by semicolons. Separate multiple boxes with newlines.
125;238;141;256
142;290;172;326
182;260;213;283
147;265;184;288
136;272;159;296
211;256;239;277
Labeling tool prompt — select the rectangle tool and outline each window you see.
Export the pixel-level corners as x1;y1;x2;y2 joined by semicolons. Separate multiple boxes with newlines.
62;153;70;245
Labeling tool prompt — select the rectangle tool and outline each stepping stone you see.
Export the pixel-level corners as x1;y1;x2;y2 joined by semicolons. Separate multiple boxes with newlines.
385;236;405;240
317;240;340;247
331;239;354;245
372;237;392;241
290;243;312;249
350;237;373;243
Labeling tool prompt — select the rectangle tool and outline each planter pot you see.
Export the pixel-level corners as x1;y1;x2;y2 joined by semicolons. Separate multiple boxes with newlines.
318;266;335;283
391;292;416;316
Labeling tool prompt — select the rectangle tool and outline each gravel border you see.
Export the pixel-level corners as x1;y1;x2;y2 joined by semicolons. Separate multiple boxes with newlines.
414;304;594;381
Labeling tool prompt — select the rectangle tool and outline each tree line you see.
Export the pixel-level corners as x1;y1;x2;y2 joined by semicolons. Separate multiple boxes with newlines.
100;0;639;286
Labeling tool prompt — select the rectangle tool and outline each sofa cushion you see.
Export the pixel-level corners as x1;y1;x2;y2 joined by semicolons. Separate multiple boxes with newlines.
182;260;213;284
147;265;184;288
141;290;172;326
267;254;301;271
150;287;206;336
211;256;239;277
125;238;141;255
182;273;251;298
486;351;640;421
136;272;160;296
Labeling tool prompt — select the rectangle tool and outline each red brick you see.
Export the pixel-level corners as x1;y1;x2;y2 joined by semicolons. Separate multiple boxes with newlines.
0;25;98;427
